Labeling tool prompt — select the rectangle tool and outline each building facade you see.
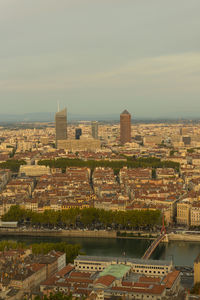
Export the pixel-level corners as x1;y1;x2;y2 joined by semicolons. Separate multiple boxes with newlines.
177;201;191;225
57;138;101;152
74;255;173;277
191;203;200;226
75;128;82;140
91;121;99;139
55;108;67;146
120;110;131;144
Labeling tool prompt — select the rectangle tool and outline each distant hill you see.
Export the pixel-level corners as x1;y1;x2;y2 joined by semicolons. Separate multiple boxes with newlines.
0;113;198;124
0;112;120;123
0;113;54;122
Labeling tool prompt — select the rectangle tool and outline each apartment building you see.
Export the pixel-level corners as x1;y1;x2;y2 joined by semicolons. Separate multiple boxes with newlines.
177;200;191;226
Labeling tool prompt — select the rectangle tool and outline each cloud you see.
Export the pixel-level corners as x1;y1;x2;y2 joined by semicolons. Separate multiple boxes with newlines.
0;52;200;92
94;52;200;79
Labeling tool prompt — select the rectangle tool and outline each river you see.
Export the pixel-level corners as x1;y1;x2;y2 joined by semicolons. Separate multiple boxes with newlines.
0;235;199;267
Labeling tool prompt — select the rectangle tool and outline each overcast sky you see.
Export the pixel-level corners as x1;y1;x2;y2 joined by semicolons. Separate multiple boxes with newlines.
0;0;200;118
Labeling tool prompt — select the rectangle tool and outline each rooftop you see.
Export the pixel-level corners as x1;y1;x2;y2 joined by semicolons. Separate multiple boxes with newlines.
75;255;172;266
121;109;130;115
55;108;67;117
99;264;131;280
95;275;116;287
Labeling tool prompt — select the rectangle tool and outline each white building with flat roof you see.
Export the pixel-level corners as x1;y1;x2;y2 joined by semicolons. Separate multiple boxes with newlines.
74;255;173;277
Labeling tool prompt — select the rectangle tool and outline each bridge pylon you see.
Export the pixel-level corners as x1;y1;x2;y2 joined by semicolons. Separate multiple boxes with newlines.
161;214;166;235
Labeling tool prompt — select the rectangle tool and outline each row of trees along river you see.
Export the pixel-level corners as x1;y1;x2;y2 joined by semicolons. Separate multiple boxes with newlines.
2;206;162;229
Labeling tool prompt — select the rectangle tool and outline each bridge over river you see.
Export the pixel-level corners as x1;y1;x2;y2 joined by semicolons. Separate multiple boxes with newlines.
142;216;167;260
142;233;167;260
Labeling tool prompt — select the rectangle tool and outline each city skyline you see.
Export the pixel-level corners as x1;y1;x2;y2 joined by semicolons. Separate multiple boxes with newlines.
0;0;200;118
0;1;200;297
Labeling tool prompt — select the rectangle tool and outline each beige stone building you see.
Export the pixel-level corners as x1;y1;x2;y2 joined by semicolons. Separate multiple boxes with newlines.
74;255;173;277
191;202;200;226
143;136;162;145
57;138;101;152
177;201;191;226
154;198;177;224
11;263;47;290
19;165;51;177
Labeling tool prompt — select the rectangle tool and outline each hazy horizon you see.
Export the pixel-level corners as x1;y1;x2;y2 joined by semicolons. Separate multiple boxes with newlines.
0;111;200;123
0;0;200;118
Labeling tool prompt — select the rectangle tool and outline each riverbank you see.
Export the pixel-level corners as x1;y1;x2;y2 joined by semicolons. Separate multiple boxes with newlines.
168;233;200;242
0;229;116;238
1;229;200;243
0;228;157;239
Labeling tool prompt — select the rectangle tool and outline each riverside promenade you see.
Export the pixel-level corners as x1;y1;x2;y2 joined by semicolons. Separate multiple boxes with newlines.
0;228;117;238
0;229;200;242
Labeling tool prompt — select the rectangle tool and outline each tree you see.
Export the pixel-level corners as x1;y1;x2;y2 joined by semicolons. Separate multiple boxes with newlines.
152;169;156;179
0;159;26;172
37;157;180;175
187;148;195;154
3;206;162;230
29;292;73;300
2;205;27;222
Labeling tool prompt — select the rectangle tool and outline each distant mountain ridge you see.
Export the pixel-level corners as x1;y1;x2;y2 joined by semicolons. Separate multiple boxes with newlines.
0;112;121;122
0;113;198;123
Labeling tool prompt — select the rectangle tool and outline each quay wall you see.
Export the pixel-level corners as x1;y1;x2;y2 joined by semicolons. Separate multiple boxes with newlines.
168;233;200;242
0;229;116;238
1;229;200;242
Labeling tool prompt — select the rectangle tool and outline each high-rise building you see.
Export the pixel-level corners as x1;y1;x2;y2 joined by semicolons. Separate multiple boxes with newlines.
120;109;131;144
75;128;82;140
91;121;98;139
55;108;67;146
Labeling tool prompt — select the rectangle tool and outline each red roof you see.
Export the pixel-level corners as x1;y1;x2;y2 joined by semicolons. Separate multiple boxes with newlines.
139;276;161;284
162;270;180;289
95;275;116;287
30;263;45;272
70;272;91;278
57;264;74;277
111;285;165;295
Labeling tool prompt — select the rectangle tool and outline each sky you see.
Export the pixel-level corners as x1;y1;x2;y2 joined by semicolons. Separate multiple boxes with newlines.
0;0;200;119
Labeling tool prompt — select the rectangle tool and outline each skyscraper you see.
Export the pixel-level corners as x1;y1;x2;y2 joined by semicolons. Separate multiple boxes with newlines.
91;121;98;139
120;109;131;144
55;108;67;146
75;128;82;140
